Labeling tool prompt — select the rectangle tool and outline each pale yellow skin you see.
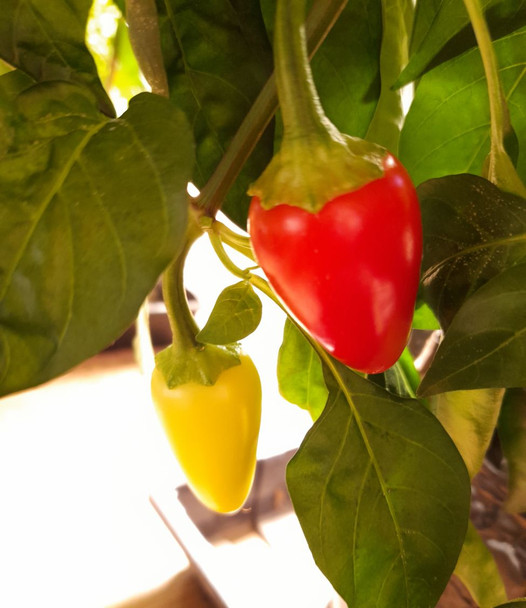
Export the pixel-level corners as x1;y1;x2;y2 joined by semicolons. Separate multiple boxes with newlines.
151;354;262;514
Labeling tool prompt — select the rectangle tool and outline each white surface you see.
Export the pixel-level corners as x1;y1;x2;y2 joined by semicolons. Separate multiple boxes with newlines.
0;220;314;607
151;489;335;608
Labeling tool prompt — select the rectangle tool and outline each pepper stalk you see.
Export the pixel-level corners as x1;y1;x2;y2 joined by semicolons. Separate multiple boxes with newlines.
156;209;240;389
248;0;387;213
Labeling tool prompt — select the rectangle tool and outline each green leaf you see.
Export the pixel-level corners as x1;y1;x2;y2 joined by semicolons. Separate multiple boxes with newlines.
365;0;413;153
87;9;144;103
277;319;328;420
158;0;274;228
309;0;382;140
287;359;470;608
399;28;526;187
370;348;421;399
454;522;508;608
418;174;526;330
495;601;526;608
412;301;440;330
498;387;526;513
196;281;262;345
398;0;526;87
430;388;504;478
0;0;114;116
419;262;526;396
0;85;194;396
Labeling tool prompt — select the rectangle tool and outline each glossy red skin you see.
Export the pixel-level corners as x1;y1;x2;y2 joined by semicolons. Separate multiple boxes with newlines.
248;154;422;373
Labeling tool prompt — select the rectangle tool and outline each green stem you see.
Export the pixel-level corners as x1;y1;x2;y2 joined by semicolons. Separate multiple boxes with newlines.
126;0;169;97
212;220;255;262
162;211;203;350
463;0;526;196
197;0;349;216
208;230;252;281
463;0;504;157
274;0;332;141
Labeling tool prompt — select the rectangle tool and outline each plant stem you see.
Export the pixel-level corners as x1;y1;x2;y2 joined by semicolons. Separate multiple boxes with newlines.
197;0;349;216
274;0;332;141
126;0;169;97
211;220;255;262
207;231;252;281
162;211;202;350
463;0;503;153
463;0;526;196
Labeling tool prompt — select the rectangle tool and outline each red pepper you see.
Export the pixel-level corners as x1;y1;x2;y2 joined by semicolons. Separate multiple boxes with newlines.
249;153;422;373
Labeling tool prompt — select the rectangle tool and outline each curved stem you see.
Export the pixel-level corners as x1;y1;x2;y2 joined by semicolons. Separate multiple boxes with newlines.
126;0;169;97
212;220;255;262
274;0;329;140
197;0;349;216
208;230;252;281
162;211;203;350
463;0;504;156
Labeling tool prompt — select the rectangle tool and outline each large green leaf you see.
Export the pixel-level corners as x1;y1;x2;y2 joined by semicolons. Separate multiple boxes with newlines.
0;84;194;397
454;522;508;608
418;174;526;330
287;359;470;608
308;0;382;140
399;28;526;187
419;262;526;396
398;0;526;87
431;388;504;478
0;0;113;116
158;0;274;228
277;319;328;421
498;387;526;513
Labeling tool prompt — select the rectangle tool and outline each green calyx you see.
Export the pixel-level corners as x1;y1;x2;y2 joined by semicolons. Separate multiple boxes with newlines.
155;342;240;390
249;0;386;213
248;132;386;212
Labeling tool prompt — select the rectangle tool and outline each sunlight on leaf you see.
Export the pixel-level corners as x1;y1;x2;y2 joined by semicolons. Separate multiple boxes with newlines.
454;522;507;608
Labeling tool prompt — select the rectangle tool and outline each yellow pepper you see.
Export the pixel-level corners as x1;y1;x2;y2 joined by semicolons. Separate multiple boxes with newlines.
151;352;262;514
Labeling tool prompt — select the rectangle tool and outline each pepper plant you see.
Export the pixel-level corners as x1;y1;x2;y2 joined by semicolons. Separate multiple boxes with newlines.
1;0;526;606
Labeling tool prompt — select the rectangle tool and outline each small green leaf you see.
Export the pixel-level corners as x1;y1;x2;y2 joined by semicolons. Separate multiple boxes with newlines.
495;601;526;608
399;28;526;187
454;522;508;608
277;319;328;420
197;281;262;345
419;263;526;396
398;0;526;87
418;174;526;330
0;86;194;396
412;301;440;330
370;348;421;400
0;0;114;115
498;388;526;513
430;388;505;478
287;359;470;608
